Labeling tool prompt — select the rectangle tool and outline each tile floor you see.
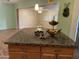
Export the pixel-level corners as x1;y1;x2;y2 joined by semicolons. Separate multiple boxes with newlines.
0;29;18;59
0;29;78;59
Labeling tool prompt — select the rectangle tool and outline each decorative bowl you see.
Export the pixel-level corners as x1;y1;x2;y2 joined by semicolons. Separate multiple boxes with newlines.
47;29;61;37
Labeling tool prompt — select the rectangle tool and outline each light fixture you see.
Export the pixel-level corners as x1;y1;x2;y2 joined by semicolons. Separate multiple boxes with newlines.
38;10;42;14
38;7;43;13
35;4;39;11
34;4;43;13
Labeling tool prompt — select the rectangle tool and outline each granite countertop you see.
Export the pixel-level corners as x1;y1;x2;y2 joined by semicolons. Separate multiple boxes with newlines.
5;28;75;48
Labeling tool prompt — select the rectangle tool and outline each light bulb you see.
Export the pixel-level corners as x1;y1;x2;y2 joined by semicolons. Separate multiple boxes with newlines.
39;7;43;10
35;4;39;11
38;10;42;13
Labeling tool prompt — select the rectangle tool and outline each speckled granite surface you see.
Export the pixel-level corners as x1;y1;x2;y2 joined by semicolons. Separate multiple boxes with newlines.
5;28;75;48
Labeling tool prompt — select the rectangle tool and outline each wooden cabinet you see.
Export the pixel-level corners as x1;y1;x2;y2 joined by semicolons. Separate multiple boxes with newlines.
57;48;74;59
8;45;24;59
41;53;56;59
9;52;24;59
8;45;74;59
24;46;40;59
41;47;74;59
41;47;56;59
57;54;73;59
24;53;40;59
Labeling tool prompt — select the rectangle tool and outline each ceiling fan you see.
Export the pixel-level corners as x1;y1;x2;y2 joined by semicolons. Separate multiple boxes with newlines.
34;0;55;13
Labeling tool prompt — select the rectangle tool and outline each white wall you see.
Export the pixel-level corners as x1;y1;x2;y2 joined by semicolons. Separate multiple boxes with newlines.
18;4;59;29
19;8;38;29
39;4;59;29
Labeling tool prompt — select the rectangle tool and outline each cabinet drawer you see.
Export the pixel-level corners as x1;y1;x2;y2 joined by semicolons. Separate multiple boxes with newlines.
58;54;73;59
8;45;23;52
9;52;24;59
24;52;40;59
24;46;40;53
41;53;56;59
58;48;74;55
41;47;56;53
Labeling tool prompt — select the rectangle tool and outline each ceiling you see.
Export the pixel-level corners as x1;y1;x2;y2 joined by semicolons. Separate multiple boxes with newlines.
0;0;24;4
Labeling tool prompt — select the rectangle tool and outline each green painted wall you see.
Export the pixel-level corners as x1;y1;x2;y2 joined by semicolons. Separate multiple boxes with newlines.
0;3;16;30
57;0;74;36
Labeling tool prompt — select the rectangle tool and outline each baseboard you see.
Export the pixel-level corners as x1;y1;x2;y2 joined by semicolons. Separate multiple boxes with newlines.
0;28;17;31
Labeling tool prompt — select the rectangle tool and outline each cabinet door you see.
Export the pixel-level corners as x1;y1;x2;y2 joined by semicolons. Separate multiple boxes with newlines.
24;52;40;59
41;53;56;59
58;54;73;59
9;52;24;59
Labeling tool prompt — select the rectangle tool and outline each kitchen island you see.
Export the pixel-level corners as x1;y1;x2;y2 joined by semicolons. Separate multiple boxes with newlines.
5;28;75;59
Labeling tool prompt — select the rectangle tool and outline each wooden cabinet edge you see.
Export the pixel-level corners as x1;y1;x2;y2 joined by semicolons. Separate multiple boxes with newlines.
8;44;75;59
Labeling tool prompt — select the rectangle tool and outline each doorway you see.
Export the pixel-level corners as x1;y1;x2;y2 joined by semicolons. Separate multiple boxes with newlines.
16;3;60;30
